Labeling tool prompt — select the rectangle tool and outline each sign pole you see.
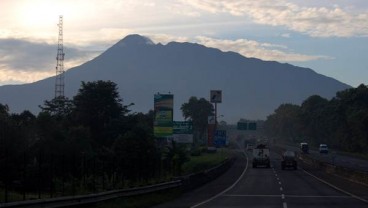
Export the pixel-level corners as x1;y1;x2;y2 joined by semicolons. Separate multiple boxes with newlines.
215;102;217;130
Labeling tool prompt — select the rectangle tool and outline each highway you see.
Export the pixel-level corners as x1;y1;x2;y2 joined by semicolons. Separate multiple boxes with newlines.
155;144;368;208
276;143;368;172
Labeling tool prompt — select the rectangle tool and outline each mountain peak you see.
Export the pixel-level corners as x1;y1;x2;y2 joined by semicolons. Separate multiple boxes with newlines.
119;34;154;46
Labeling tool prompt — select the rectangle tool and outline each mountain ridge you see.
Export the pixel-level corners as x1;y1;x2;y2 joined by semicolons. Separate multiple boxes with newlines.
0;34;351;122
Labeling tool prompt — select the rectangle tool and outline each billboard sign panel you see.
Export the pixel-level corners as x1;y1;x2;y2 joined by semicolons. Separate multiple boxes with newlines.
173;121;193;143
154;94;173;137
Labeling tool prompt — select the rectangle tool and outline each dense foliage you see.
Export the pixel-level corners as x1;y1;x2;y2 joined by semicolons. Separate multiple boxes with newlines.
264;84;368;153
181;96;214;144
0;81;174;201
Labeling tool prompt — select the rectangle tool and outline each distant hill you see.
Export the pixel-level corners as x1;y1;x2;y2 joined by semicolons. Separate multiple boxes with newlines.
0;34;351;123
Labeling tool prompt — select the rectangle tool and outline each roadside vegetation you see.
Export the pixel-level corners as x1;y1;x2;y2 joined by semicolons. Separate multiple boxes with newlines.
0;80;224;204
264;84;368;155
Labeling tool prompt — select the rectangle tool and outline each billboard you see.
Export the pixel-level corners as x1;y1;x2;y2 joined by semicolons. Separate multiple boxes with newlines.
173;121;193;143
154;94;173;137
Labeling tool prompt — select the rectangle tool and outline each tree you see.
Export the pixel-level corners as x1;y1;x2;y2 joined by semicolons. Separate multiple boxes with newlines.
39;97;73;119
181;97;214;144
264;103;302;142
72;80;129;148
163;140;189;176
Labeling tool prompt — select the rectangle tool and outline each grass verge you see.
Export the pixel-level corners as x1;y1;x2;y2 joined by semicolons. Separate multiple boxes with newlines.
181;148;230;175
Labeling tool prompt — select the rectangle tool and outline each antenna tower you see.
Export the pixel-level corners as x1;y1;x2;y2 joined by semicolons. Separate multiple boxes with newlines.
55;15;65;98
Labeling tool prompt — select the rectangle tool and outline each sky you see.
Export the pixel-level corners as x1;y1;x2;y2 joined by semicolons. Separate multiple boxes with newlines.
0;0;367;87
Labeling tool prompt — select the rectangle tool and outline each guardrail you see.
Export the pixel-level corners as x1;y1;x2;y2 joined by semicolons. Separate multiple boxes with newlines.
0;157;235;208
176;158;234;191
0;181;182;208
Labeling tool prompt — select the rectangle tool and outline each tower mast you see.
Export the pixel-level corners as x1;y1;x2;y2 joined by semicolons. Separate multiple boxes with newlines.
55;15;65;99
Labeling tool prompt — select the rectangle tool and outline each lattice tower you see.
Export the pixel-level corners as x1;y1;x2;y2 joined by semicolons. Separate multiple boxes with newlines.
55;15;65;98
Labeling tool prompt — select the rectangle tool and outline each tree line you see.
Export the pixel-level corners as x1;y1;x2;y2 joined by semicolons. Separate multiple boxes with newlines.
264;84;368;153
0;80;214;202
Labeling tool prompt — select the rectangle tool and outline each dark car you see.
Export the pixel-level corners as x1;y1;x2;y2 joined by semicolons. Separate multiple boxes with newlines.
281;150;297;170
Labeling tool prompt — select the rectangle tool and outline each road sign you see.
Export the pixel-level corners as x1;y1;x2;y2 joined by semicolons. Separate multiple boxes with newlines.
214;130;227;147
248;122;257;130
173;121;193;143
237;122;257;130
208;116;215;124
237;122;247;130
173;121;193;134
210;90;222;103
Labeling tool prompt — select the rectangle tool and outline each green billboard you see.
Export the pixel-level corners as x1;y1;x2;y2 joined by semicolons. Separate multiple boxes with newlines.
154;94;174;137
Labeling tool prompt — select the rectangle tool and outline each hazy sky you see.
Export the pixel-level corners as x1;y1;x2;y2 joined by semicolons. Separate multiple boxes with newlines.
1;0;367;87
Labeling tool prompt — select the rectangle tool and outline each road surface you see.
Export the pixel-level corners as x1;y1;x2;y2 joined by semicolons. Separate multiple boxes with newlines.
276;143;368;172
155;144;368;208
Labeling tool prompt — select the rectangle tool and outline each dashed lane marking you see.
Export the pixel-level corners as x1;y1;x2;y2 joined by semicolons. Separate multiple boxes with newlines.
283;202;288;208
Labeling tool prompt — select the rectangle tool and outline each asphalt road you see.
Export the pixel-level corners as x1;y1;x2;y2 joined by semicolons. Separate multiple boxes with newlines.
155;145;368;208
276;143;368;172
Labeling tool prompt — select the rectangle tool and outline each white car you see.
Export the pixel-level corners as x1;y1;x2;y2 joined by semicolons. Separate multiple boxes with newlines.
319;144;329;154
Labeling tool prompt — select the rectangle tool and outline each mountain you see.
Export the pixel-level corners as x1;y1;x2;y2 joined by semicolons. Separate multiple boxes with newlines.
0;34;351;122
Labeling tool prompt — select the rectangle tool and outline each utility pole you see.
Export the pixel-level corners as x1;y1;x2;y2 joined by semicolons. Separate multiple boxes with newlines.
55;15;65;99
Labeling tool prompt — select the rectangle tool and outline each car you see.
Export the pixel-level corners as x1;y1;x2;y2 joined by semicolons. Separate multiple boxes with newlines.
319;144;329;153
281;150;297;170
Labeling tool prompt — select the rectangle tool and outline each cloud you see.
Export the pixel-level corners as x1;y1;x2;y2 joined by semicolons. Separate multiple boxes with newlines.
0;38;99;84
194;36;332;62
179;0;368;37
150;34;332;62
281;33;291;38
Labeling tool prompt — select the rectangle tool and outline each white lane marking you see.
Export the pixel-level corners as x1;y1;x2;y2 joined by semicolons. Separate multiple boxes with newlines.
278;181;282;185
223;194;281;197
190;143;249;208
302;169;368;204
283;202;288;208
275;174;278;177
223;194;352;198
280;187;283;191
286;195;351;198
277;178;280;181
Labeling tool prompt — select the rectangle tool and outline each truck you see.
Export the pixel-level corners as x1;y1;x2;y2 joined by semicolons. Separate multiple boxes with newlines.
300;142;309;154
252;144;270;168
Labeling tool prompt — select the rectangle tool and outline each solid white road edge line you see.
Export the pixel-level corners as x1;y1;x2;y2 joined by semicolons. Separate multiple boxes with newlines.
302;169;368;204
190;143;249;208
222;194;352;198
